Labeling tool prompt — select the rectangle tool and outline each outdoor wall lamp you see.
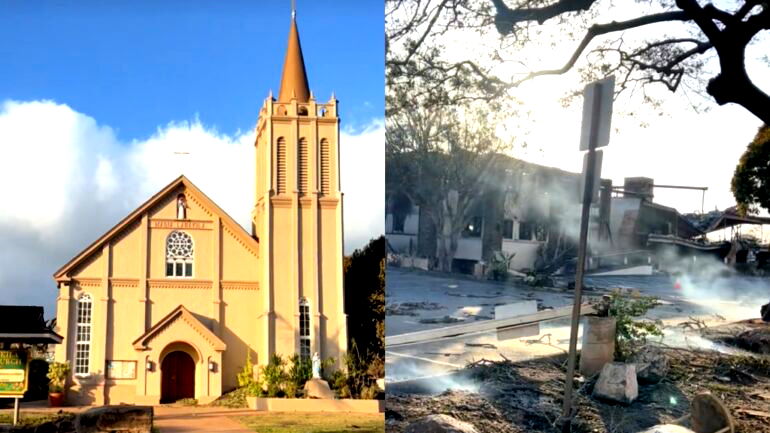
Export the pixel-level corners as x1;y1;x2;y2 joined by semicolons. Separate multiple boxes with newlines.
208;361;217;372
145;361;153;372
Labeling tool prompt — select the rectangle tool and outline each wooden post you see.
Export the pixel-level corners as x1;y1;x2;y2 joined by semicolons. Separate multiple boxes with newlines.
561;80;604;430
13;397;19;426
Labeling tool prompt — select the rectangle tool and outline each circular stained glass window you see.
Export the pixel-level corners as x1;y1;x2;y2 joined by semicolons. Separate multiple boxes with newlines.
166;231;193;259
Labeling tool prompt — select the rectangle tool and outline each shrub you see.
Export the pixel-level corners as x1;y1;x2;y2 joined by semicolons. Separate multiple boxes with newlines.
285;354;312;398
261;354;287;397
46;361;70;393
326;340;380;399
489;251;515;281
607;289;664;360
236;353;263;397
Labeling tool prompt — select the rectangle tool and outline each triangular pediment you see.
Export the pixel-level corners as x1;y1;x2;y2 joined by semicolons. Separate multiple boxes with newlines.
132;305;226;352
53;175;259;282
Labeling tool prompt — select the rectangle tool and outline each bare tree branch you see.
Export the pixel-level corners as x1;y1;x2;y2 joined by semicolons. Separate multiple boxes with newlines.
511;11;690;85
491;0;598;31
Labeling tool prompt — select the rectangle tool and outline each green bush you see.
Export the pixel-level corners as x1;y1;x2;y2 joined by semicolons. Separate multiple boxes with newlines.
607;289;664;360
325;340;381;399
46;361;70;393
261;354;287;398
236;353;263;397
285;354;312;398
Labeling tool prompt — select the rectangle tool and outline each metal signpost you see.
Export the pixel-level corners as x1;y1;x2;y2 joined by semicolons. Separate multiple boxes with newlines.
561;76;614;431
0;349;29;426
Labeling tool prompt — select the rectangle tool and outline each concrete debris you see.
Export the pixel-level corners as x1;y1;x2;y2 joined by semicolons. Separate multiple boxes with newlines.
592;362;638;404
404;414;479;433
630;345;669;384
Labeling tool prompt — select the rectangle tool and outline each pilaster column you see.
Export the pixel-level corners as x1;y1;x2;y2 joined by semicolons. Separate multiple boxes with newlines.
54;283;71;363
139;214;149;333
212;217;222;336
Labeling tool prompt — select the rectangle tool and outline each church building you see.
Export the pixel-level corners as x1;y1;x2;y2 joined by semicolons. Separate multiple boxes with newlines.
52;13;347;405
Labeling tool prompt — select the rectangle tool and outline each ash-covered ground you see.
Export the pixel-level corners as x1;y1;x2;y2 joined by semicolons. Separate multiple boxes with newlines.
385;267;770;432
386;267;768;384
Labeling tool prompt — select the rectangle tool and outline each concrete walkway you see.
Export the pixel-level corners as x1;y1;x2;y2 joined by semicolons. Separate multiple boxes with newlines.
153;406;254;433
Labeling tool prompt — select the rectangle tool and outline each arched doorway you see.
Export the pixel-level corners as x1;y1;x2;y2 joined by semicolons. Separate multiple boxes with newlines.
161;351;195;403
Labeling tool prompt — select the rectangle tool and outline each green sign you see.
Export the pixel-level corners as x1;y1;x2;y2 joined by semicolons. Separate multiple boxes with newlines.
0;350;28;396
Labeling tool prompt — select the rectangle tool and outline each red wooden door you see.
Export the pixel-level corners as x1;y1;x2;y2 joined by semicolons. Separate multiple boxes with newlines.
161;351;195;403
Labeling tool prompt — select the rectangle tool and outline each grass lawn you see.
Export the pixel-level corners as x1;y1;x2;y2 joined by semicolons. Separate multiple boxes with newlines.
0;412;74;428
235;412;384;433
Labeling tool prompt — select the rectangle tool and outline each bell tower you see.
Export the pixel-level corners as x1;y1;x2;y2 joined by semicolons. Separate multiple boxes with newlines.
252;9;347;367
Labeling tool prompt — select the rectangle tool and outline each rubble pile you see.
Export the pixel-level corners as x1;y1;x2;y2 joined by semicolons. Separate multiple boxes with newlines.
386;346;770;433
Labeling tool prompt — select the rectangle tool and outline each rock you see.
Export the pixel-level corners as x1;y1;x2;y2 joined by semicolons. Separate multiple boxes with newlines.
690;393;734;433
761;301;770;322
630;345;669;384
404;414;478;433
304;378;335;399
592;362;638;404
75;405;153;433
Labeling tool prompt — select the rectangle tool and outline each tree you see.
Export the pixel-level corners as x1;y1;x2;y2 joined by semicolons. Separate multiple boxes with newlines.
387;97;513;271
387;0;770;124
732;124;770;215
343;237;385;378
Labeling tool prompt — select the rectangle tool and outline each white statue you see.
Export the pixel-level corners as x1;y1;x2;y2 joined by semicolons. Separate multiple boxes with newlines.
311;352;321;379
176;195;187;219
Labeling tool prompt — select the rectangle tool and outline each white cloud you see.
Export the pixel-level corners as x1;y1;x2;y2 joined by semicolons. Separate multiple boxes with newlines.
0;100;383;315
341;119;385;250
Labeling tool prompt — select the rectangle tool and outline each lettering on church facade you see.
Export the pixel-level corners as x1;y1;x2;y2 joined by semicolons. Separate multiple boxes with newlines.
150;219;210;230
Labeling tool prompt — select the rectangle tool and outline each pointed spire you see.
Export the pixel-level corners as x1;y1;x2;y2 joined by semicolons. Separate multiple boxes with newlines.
278;9;310;103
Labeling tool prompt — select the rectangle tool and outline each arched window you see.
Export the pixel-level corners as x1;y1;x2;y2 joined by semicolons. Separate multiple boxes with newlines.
277;137;287;194
298;137;308;194
320;138;331;195
74;294;92;376
166;231;194;277
299;298;311;361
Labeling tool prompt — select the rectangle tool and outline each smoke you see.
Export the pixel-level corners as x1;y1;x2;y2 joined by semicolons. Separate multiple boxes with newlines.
502;167;614;256
385;351;479;394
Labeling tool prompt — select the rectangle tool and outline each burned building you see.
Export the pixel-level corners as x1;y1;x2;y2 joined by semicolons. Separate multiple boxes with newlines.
386;156;611;274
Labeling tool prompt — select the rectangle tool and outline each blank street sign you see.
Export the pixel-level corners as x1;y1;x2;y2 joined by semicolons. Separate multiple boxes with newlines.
579;76;615;151
495;301;539;341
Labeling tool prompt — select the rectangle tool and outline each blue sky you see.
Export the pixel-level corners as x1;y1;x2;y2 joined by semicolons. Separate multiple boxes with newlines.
0;0;384;140
0;1;385;313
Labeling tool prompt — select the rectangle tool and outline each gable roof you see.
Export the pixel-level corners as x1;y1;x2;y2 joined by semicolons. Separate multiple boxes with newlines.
132;304;226;351
53;175;258;282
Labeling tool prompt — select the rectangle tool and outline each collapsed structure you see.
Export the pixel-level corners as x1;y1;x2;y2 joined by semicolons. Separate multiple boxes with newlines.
386;157;770;276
